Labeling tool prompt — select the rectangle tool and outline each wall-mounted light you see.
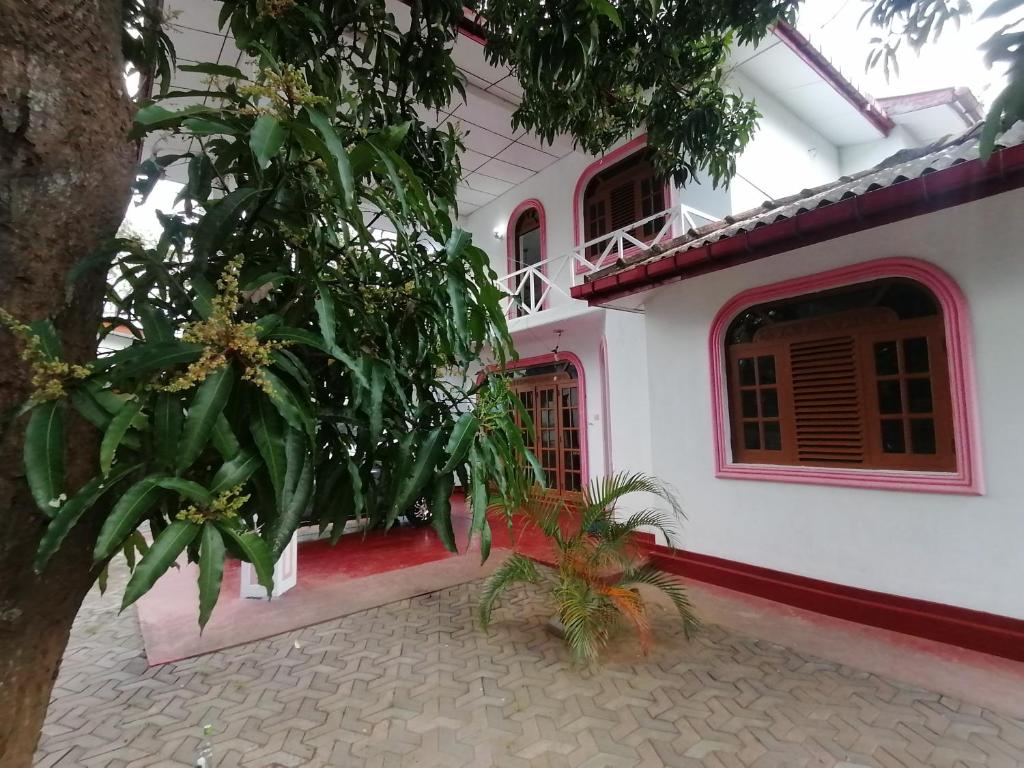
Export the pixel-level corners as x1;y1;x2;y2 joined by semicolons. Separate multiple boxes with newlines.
493;226;504;240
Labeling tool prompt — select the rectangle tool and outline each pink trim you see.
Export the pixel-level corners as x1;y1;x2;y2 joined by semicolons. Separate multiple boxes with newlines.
598;336;613;475
571;135;673;275
773;22;894;137
505;199;549;316
486;351;590;485
708;257;983;495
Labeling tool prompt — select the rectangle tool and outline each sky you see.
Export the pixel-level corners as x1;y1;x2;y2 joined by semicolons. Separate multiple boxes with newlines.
124;1;1009;237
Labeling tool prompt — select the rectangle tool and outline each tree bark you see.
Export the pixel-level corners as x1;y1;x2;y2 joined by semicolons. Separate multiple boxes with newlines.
0;1;135;765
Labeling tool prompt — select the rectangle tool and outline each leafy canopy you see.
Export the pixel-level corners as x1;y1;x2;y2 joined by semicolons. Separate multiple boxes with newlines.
5;0;794;626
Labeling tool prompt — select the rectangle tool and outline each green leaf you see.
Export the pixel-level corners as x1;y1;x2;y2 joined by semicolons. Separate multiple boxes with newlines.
250;114;287;169
100;398;143;477
306;107;354;205
192;187;260;262
211;449;262;494
183;117;239;136
389;426;445;527
251;395;287;503
178;364;235;471
441;411;478;473
215;522;274;593
178;62;247;79
101;340;204;381
445;228;470;263
94;476;164;561
271;448;312;557
153;391;183;471
34;464;139;573
369;362;385;444
589;0;622;28
138;304;174;343
429;473;457;553
122;520;200;609
211;413;241;460
197;523;226;629
314;279;336;351
24;401;65;515
263;368;313;437
151;477;213;506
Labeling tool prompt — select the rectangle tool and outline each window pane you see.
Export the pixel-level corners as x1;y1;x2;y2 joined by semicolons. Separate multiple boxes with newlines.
738;357;756;386
763;421;782;450
760;389;779;418
877;380;903;414
904;337;930;373
757;355;776;385
907;378;933;413
741;390;759;418
910;419;937;454
880;419;906;453
874;341;899;375
743;422;761;450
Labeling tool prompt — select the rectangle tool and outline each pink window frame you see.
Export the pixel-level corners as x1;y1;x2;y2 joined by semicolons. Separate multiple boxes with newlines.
506;199;549;316
572;135;675;275
708;257;984;495
483;351;590;487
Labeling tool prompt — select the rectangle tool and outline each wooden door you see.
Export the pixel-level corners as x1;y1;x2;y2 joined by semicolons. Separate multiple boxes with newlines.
511;372;583;496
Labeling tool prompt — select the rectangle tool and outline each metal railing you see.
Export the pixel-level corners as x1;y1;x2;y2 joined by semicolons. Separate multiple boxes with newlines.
498;202;718;317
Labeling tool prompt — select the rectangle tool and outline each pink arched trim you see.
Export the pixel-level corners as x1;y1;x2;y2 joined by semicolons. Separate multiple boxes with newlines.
598;336;613;476
571;134;674;275
505;199;549;316
484;351;590;486
708;257;984;495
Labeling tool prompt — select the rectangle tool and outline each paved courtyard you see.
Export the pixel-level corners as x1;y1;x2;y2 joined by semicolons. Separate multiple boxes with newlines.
36;564;1024;767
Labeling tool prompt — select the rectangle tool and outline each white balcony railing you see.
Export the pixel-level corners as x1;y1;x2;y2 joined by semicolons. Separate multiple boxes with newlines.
498;202;718;317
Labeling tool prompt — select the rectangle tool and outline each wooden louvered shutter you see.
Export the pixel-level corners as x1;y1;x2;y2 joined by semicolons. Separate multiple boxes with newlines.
608;179;638;230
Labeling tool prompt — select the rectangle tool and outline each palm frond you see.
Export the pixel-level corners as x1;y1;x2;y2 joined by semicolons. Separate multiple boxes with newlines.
554;576;612;665
478;553;542;630
617;565;700;638
600;508;679;548
579;471;684;531
597;584;651;651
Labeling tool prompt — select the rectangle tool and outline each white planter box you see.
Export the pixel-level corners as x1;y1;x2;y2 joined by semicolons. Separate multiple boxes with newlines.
240;532;298;598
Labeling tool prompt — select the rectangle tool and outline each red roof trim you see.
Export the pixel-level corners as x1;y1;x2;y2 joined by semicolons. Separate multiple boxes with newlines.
570;142;1024;305
773;22;895;138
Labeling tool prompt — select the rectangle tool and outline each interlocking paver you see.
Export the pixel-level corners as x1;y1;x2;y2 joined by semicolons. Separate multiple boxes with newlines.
34;562;1024;767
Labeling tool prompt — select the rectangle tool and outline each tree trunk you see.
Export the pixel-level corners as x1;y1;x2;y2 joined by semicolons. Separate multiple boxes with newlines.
0;2;135;765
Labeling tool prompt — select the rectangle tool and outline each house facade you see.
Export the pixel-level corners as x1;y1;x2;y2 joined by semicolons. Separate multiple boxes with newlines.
447;22;1024;649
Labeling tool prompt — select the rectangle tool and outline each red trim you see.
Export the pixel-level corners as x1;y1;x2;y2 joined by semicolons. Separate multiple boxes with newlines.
773;22;894;137
506;199;549;315
484;351;590;485
641;543;1024;662
571;142;1024;304
708;258;983;495
571;135;674;275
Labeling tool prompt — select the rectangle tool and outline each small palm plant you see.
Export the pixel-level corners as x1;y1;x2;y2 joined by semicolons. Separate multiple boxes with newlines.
478;471;698;665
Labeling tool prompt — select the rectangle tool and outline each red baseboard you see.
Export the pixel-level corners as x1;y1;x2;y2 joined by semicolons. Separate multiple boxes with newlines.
642;543;1024;662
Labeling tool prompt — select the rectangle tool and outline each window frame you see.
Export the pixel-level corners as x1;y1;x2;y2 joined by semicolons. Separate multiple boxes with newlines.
709;258;983;495
505;199;548;316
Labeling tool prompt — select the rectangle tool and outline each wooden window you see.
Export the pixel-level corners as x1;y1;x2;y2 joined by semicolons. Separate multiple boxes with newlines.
582;151;666;259
725;280;956;472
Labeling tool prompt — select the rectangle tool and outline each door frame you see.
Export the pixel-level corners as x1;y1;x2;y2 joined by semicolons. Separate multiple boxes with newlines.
482;351;590;489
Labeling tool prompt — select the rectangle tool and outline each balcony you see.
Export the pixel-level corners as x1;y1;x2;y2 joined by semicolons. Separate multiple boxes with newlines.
498;202;719;318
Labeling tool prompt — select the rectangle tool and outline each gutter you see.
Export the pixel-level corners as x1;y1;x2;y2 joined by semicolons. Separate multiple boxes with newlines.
571;141;1024;305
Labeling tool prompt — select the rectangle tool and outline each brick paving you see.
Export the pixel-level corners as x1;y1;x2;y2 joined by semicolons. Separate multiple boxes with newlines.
35;563;1024;767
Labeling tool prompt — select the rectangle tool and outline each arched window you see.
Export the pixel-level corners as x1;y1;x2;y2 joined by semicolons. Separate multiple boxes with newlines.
724;277;956;472
507;201;546;316
582;149;665;258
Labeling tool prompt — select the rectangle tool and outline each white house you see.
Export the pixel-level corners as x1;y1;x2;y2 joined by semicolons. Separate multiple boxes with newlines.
157;4;1024;658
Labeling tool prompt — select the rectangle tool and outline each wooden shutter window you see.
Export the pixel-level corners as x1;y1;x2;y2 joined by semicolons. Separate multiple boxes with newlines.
582;151;665;257
727;306;956;472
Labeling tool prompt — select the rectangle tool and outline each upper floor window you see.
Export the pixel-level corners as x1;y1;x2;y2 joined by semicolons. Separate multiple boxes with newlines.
508;202;546;317
582;150;666;258
725;278;956;472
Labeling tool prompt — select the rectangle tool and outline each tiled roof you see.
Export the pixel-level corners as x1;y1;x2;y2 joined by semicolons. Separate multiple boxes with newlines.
582;122;1024;288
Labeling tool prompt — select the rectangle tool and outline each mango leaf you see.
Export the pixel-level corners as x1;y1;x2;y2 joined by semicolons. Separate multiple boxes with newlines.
211;413;241;460
388;426;445;527
271;449;312;557
34;463;139;573
306;107;354;204
121;520;200;610
211;449;262;494
189;274;216;319
138;304;174;343
314;279;336;350
151;477;213;506
250;114;287;169
100;340;204;382
197;523;226;630
178;62;246;79
24;401;65;515
178;364;234;471
215;522;274;593
251;396;287;504
192;187;260;263
429;473;457;553
100;398;143;477
369;361;386;444
441;411;478;473
153;391;183;470
263;368;313;437
94;476;164;561
589;0;622;27
266;326;329;352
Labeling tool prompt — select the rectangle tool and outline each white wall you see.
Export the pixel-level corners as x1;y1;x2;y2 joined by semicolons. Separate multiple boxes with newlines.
641;189;1024;619
839;125;920;176
728;72;841;212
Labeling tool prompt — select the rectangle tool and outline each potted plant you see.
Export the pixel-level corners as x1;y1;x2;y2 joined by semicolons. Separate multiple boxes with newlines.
478;471;698;665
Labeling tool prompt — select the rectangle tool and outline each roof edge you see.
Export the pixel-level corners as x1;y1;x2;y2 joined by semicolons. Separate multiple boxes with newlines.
571;141;1024;305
